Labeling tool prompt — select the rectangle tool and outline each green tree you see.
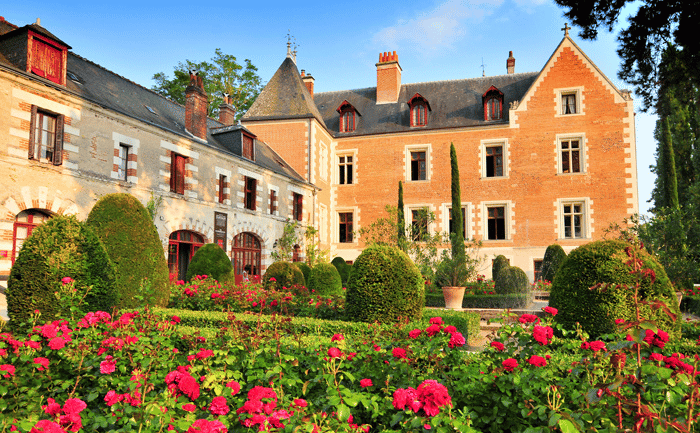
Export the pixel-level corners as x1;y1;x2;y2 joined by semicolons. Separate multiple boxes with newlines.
449;143;465;262
152;48;263;119
554;1;700;111
270;220;302;262
397;181;406;250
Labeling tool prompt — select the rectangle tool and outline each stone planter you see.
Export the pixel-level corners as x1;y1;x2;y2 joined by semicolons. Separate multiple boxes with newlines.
442;286;466;309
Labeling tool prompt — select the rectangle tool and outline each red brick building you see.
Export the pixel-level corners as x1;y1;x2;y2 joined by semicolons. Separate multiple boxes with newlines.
241;29;638;280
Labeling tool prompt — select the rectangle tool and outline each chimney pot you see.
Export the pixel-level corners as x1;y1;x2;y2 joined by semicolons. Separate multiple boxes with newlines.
507;51;515;74
376;50;401;103
302;71;315;99
185;74;209;139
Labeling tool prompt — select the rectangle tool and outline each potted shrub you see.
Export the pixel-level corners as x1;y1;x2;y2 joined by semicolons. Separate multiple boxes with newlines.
435;254;470;309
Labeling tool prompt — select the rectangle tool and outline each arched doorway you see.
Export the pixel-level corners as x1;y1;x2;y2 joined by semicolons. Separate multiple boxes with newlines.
168;230;205;281
12;209;52;263
232;232;261;284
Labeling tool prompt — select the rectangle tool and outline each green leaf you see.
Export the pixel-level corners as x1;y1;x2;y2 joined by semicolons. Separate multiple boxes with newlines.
336;404;351;422
558;419;581;433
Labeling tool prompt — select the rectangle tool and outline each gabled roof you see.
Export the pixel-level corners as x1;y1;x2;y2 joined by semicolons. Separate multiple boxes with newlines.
241;56;326;127
314;72;538;137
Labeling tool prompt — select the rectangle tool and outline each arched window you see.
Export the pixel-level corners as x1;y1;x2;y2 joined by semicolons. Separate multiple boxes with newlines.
336;100;359;133
168;230;205;281
408;94;430;127
232;232;262;284
483;86;504;121
12;209;51;263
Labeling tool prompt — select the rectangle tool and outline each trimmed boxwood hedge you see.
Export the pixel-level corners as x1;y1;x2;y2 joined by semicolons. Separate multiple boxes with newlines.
86;193;169;309
307;262;343;296
7;215;117;327
492;255;509;279
263;261;305;290
550;239;681;339
345;245;424;324
425;293;531;309
541;244;567;282
185;243;234;282
296;262;312;284
331;257;351;285
494;265;529;294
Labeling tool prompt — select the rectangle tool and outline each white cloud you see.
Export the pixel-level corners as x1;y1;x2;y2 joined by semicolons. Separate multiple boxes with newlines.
372;0;505;54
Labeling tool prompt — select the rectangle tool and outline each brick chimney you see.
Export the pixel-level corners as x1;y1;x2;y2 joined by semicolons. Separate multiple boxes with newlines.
301;69;314;99
185;72;208;140
507;51;515;74
376;51;401;104
218;93;236;125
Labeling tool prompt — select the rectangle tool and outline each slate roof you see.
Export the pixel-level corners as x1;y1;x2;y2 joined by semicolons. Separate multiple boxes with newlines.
0;21;306;183
242;56;326;127
243;53;539;137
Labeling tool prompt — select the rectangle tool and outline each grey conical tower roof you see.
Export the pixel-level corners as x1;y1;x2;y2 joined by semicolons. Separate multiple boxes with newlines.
242;57;326;127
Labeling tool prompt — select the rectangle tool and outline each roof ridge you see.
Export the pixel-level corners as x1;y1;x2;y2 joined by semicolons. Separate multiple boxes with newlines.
314;71;540;96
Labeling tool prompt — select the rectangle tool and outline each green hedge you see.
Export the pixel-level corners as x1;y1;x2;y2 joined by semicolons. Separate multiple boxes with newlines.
681;296;700;318
425;293;531;309
154;308;480;344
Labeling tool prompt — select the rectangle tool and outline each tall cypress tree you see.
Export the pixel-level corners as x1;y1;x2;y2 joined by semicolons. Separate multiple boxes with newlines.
450;143;465;262
397;181;406;250
662;117;680;210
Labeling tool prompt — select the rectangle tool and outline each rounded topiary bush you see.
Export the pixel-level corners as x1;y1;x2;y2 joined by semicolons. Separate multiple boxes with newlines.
541;244;567;282
494;265;529;294
7;215;117;327
331;257;351;286
550;239;681;339
345;244;424;323
295;262;312;284
263;261;305;290
86;193;170;309
185;243;234;283
308;262;343;296
492;255;509;280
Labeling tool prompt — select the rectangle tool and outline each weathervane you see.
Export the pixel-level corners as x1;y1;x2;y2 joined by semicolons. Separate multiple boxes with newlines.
481;58;486;77
562;23;571;37
286;31;299;63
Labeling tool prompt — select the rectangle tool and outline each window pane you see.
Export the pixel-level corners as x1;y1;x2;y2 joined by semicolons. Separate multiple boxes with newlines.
572;150;580;172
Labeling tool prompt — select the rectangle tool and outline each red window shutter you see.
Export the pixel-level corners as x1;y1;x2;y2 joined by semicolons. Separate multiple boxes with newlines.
31;39;63;84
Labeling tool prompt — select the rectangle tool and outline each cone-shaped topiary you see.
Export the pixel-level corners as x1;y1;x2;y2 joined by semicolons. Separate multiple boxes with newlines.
492;255;509;280
185;243;234;282
345;244;424;323
550;239;681;339
331;257;351;286
263;261;305;290
295;262;312;284
541;244;567;282
494;265;529;294
308;262;343;296
86;193;170;309
7;215;117;327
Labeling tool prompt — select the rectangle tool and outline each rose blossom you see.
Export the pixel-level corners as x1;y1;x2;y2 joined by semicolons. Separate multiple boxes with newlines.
0;364;16;378
34;357;50;371
527;355;547;367
392;347;407;359
490;341;505;351
294;398;308;407
226;380;241;396
209;396;229;416
519;314;540;324
502;358;518;372
543;306;558;316
100;356;116;374
360;378;373;388
327;347;342;358
532;325;553;346
186;419;227;433
330;333;344;342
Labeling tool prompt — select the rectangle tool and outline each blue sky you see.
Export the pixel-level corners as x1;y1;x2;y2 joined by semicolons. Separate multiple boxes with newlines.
4;0;657;216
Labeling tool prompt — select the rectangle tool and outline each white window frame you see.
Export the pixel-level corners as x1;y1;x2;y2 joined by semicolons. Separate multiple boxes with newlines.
441;202;471;240
405;204;435;241
335;208;357;244
215;167;232;206
480;139;509;179
555;87;584;117
480;201;513;241
556;133;587;174
112;132;139;183
557;198;592;240
337;150;357;185
405;144;431;182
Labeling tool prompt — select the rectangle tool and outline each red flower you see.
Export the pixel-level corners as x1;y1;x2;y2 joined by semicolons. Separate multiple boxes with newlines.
209;396;229;416
360;378;373;388
589;340;607;352
48;337;66;350
34;357;50;371
0;364;16;378
532;325;553;346
429;317;444;325
644;329;669;349
519;314;540;324
543;306;558;316
490;341;505;351
294;398;308;407
425;324;442;336
408;329;422;339
327;347;342;358
100;356;116;374
186;419;227;433
178;374;201;400
443;325;457;334
30;420;64;433
62;398;87;414
226;380;241;396
172;316;181;323
331;333;344;342
527;355;547;367
43;398;62;415
61;277;74;285
182;403;196;412
502;358;518;372
417;380;452;417
392;387;421;412
196;349;214;360
448;332;466;348
392;347;407;359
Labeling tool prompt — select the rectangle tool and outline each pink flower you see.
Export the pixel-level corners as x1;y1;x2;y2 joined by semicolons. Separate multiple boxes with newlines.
226;380;241;396
589;340;607;352
0;364;16;378
171;316;181;323
30;420;64;433
62;398;86;414
294;398;308;407
61;277;74;285
417;380;452;417
48;337;66;350
502;358;518;372
648;353;664;362
490;341;505;351
392;387;421;412
331;333;344;342
34;357;50;371
360;378;373;388
392;347;407;359
448;332;466;348
209;396;229;416
187;419;227;433
532;325;553;346
543;306;558;316
429;317;444;325
443;325;457;334
519;314;540;324
104;390;123;407
269;277;277;282
408;329;422;339
196;349;214;360
182;403;197;412
425;324;442;336
100;356;116;374
43;398;62;415
327;347;342;358
178;374;201;400
527;355;547;367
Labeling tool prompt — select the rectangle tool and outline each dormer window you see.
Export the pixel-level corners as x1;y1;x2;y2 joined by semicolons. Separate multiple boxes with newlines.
336;101;359;133
242;132;255;161
483;86;504;121
408;94;430;127
27;29;69;86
